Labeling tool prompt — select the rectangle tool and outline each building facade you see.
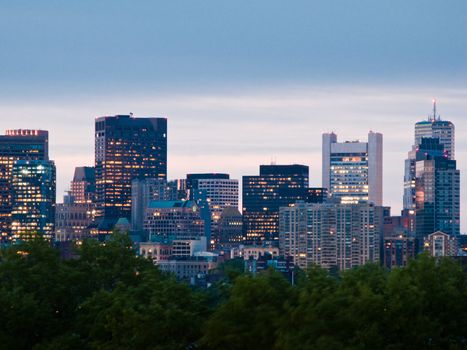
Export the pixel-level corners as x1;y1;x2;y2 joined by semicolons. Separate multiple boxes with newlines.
11;160;56;241
322;132;383;205
424;231;458;257
0;129;49;242
243;164;309;244
279;201;381;270
414;138;460;249
143;200;205;242
95;115;167;222
70;166;95;204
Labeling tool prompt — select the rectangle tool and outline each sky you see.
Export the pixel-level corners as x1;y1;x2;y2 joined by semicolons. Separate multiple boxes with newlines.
1;1;467;230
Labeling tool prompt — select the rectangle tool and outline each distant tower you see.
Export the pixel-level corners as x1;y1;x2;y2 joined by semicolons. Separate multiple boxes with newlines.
322;131;383;206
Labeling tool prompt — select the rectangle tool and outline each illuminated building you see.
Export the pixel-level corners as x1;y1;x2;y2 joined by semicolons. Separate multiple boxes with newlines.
279;201;381;270
143;200;205;243
0;129;49;242
94;115;167;225
11;160;56;241
186;173;239;247
242;164;309;244
424;231;458;257
131;178;179;232
414;138;460;249
322;131;383;205
55;197;94;242
70;166;95;204
404;101;455;210
217;206;243;248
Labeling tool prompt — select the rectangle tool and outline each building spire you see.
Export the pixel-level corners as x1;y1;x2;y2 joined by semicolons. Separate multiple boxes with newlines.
432;98;437;121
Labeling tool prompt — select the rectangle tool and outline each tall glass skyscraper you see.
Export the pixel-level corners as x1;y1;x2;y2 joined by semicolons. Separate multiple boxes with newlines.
414;138;460;249
322;131;383;205
404;102;455;210
11;160;56;241
242;164;309;245
94;115;167;224
0;129;49;242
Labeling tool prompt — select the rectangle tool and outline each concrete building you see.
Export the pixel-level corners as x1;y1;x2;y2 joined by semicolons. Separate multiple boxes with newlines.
55;194;94;242
424;231;458;257
70;166;95;204
279;201;382;270
217;206;243;248
322;131;383;206
143;200;205;243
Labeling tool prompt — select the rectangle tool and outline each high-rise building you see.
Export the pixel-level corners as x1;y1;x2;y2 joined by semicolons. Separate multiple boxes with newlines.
424;231;458;257
143;200;205;243
414;138;460;248
243;164;309;244
11;160;56;241
404;101;455;210
131;178;179;232
279;201;381;270
70;166;95;204
0;129;49;241
322;131;383;205
95;115;167;223
383;235;416;269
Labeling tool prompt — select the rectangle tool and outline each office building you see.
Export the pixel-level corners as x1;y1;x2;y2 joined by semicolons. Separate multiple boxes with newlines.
217;206;243;248
404;102;455;210
383;235;416;269
55;193;94;242
243;164;309;244
0;129;49;241
143;200;205;243
70;166;95;204
131;178;179;232
95;115;167;223
279;201;381;270
322;131;383;205
11;160;56;241
414;138;460;248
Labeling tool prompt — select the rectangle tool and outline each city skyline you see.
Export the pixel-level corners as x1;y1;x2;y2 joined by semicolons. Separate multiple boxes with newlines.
1;93;466;230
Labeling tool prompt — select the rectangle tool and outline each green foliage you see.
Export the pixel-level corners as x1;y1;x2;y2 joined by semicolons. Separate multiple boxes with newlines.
0;237;466;350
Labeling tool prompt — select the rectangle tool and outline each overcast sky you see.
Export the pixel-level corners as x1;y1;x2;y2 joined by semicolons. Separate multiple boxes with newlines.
1;1;466;230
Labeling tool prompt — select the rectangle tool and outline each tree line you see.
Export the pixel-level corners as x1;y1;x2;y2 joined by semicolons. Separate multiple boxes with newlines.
0;234;466;350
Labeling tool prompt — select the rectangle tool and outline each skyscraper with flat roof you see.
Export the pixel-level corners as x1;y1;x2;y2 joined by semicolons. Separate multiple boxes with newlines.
11;160;56;241
94;115;167;225
322;131;383;206
0;129;49;241
243;164;309;244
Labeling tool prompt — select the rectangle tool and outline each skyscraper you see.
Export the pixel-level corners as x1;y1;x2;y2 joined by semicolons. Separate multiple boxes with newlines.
404;102;456;210
414;138;460;248
11;160;56;241
243;164;309;244
95;115;167;224
0;129;49;241
322;131;383;205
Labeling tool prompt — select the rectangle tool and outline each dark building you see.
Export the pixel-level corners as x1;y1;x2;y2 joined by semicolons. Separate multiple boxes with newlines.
383;235;416;269
217;206;243;248
11;160;56;241
415;138;460;250
243;164;309;245
306;187;328;203
0;129;49;242
95;115;167;224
